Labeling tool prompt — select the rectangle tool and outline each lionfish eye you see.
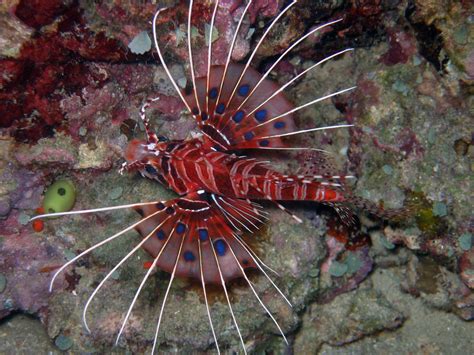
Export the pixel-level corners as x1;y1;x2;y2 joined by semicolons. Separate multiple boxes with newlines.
158;136;169;142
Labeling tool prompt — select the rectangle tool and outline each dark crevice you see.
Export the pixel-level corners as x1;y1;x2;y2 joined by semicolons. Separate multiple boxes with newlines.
405;1;446;73
0;310;42;326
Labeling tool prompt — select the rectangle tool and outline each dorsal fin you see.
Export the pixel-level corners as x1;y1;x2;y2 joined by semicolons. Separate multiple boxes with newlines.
183;63;297;150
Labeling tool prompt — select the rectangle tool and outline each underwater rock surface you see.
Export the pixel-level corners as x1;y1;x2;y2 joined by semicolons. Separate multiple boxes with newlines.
0;0;473;353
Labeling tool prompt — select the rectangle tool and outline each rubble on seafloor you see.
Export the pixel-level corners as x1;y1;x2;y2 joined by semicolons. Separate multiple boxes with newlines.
0;0;473;353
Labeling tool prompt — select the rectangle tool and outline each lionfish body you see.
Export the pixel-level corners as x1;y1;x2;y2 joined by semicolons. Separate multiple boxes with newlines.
125;138;345;284
34;1;358;353
126;137;345;204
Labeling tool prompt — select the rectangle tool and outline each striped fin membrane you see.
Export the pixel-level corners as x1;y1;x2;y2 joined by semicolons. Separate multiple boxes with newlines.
183;63;297;150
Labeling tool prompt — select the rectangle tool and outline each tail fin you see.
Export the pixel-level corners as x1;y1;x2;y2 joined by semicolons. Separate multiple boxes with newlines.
251;174;412;227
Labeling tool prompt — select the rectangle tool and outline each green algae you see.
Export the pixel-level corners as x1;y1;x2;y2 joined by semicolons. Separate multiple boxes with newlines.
110;270;121;281
392;79;410;95
382;164;394;175
3;298;13;310
108;186;123;200
128;31;151;55
63;249;77;262
453;25;468;45
204;23;219;46
380;236;396;250
405;191;446;236
43;180;76;215
18;212;30;225
459;233;472;251
432;201;447;217
427;127;437;144
345;253;363;275
329;261;348;277
55;334;73;351
0;273;6;293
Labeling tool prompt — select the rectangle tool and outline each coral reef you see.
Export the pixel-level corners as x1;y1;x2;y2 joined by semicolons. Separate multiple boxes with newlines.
0;0;473;353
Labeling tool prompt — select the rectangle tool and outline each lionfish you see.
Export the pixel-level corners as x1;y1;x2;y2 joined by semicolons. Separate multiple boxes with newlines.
33;1;358;353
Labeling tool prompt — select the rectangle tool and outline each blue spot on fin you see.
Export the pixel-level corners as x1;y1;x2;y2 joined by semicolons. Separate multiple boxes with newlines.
198;228;208;241
238;84;250;96
176;222;186;234
214;239;227;256
183;251;195;262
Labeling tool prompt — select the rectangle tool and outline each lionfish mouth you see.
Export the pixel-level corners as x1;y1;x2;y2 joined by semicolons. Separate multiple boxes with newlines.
32;0;356;353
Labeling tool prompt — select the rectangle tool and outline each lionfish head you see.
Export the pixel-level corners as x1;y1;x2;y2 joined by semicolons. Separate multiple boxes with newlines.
123;138;169;177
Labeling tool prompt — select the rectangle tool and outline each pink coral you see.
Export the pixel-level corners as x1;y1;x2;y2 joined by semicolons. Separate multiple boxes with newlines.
380;29;418;66
61;83;125;139
0;211;67;320
248;0;282;23
460;249;474;289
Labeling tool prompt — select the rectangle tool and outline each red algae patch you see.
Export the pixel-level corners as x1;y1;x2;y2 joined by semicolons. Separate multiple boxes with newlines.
3;2;127;143
15;0;68;29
